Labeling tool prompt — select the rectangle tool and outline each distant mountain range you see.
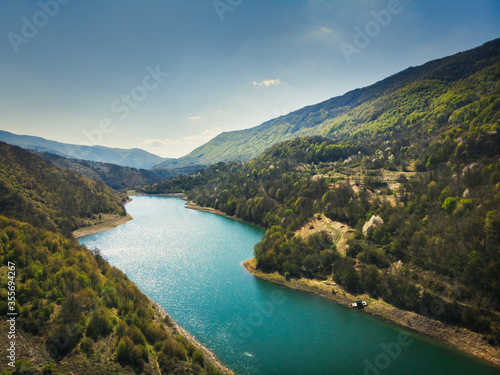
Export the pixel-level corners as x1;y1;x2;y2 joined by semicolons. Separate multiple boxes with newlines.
2;38;499;180
0;130;168;170
157;38;500;169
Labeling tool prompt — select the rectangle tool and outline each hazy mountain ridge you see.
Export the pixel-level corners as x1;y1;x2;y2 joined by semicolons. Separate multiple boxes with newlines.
0;130;169;170
157;38;500;169
0;141;127;236
38;152;162;190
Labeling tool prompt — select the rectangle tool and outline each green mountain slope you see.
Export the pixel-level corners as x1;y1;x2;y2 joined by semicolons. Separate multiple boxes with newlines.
0;130;168;170
157;38;500;169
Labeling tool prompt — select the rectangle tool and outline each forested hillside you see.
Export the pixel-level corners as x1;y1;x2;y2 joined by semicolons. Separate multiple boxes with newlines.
0;142;226;374
39;152;162;191
144;129;500;344
0;142;127;236
146;42;500;346
157;38;500;170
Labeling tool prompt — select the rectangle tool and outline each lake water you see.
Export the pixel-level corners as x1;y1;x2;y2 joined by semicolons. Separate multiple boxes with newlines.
79;196;500;375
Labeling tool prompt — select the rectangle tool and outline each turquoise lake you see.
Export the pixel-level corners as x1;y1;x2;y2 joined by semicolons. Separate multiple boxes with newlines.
79;196;500;375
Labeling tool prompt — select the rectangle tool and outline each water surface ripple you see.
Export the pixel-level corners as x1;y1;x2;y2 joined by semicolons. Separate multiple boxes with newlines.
79;196;500;375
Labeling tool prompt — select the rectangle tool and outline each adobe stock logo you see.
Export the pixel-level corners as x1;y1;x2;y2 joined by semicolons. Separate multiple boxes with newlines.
340;0;403;64
7;0;71;54
233;289;286;344
361;332;413;375
213;0;243;21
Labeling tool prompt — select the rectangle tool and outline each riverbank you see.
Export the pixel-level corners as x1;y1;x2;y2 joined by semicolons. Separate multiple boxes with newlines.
185;201;232;216
243;258;500;368
185;201;265;228
72;213;133;239
128;191;185;198
187;199;500;368
144;293;234;375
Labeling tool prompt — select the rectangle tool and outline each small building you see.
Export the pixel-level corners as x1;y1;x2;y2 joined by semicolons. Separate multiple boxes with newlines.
351;299;368;309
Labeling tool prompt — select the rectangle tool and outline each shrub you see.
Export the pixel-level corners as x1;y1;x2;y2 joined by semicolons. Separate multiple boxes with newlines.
441;197;457;214
115;335;145;368
115;319;127;336
358;248;390;268
161;337;187;361
176;335;197;357
333;258;363;294
192;350;204;367
145;322;167;344
80;337;93;354
130;345;145;368
125;324;146;346
360;265;381;297
115;338;129;363
346;239;364;258
86;308;112;340
41;361;53;375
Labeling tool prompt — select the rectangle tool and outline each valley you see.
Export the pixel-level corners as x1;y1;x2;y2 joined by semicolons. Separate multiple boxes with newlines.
1;36;499;374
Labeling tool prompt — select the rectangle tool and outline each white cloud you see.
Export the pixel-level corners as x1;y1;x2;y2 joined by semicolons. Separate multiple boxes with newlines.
141;127;225;157
142;138;181;147
253;78;281;88
272;106;292;117
188;115;201;120
313;27;333;35
299;26;342;45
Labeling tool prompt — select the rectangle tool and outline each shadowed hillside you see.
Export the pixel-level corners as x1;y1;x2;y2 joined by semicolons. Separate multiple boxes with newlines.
0;130;168;170
38;152;162;191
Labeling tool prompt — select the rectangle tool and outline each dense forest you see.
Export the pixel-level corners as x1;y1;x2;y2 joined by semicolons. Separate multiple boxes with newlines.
0;144;224;374
143;66;500;345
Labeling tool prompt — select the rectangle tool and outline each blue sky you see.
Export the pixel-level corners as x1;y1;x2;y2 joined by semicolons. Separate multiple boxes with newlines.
0;0;499;158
